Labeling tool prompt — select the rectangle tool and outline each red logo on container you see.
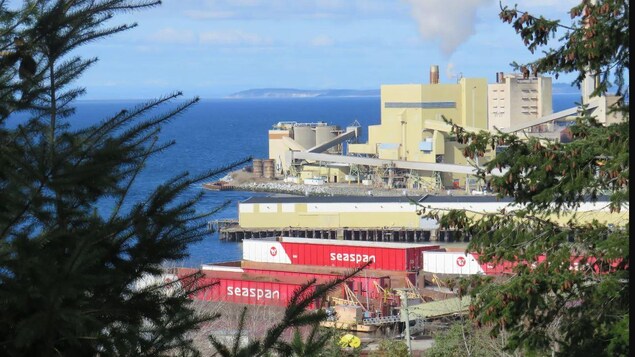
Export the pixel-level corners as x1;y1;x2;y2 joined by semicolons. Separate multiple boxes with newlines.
270;247;277;256
456;256;466;267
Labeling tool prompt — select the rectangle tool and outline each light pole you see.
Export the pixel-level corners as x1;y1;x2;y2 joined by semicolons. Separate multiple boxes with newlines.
471;86;476;128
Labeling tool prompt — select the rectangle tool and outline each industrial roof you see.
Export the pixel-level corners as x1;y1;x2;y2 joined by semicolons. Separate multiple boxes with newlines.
402;296;471;321
241;195;514;204
277;236;440;249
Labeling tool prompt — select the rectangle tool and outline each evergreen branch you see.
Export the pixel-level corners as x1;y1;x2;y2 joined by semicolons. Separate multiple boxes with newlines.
256;263;369;355
108;131;160;222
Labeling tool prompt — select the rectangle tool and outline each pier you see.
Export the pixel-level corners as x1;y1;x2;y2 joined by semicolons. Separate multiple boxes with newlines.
216;224;465;243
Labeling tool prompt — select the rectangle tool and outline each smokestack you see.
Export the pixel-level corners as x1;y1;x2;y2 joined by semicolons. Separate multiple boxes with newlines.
430;65;439;84
496;72;505;83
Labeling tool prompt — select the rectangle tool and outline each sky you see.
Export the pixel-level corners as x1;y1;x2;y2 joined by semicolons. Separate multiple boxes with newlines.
66;0;583;99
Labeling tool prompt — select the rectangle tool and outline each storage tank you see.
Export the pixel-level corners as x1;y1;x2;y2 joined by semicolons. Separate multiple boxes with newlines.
315;125;338;153
292;125;316;149
263;159;275;178
252;159;263;177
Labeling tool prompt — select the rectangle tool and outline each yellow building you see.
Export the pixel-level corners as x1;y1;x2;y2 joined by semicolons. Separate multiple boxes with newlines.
237;196;627;231
348;66;489;188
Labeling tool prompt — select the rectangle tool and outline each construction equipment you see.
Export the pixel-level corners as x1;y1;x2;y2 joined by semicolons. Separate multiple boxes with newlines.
431;274;445;290
373;281;396;303
338;334;361;348
330;284;368;311
404;277;424;300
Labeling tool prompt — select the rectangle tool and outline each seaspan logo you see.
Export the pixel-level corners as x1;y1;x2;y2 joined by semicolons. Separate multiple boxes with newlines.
270;246;278;256
330;252;375;264
227;286;280;300
456;256;466;267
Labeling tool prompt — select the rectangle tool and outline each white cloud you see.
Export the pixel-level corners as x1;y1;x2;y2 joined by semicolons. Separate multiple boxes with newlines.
182;10;236;20
402;0;494;56
199;31;273;46
148;28;196;44
310;35;335;47
445;62;457;81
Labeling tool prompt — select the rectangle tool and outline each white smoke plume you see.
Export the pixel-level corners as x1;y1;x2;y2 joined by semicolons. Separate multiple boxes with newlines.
403;0;494;56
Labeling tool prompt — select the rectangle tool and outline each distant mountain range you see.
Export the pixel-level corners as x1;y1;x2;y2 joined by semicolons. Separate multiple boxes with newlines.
226;88;380;98
228;83;580;99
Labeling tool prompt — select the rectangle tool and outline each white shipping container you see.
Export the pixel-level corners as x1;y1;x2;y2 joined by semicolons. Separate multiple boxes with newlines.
303;177;325;185
243;240;292;264
284;176;300;184
422;251;484;275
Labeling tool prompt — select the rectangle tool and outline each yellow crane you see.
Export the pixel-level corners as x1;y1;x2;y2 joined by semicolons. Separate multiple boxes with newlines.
330;284;368;311
404;277;424;300
431;274;445;290
372;281;396;303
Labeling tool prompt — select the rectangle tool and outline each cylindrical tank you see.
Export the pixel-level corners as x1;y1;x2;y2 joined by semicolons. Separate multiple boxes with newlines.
252;159;263;177
430;64;439;84
263;159;275;178
315;125;338;153
292;125;316;149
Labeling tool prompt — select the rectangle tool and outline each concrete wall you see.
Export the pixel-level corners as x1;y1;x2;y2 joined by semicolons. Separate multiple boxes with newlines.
487;75;553;131
268;129;291;172
298;165;349;183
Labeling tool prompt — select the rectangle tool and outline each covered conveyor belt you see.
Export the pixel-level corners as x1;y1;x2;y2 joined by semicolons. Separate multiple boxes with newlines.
287;151;506;176
501;99;600;133
307;128;357;153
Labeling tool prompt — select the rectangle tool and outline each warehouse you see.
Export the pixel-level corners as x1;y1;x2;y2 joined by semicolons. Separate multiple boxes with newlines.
219;194;627;242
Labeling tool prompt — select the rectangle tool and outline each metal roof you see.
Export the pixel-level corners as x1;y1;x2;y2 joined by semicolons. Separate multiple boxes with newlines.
240;195;514;204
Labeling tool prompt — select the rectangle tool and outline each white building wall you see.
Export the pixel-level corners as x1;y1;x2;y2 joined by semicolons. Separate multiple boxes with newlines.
488;75;553;131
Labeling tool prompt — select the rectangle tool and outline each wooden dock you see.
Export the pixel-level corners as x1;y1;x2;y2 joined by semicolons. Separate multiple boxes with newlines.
202;181;235;191
216;225;464;243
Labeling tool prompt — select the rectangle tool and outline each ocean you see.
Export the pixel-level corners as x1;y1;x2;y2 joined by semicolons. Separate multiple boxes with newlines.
7;94;580;267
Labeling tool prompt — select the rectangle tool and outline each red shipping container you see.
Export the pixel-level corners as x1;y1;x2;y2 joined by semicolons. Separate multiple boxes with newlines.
242;267;390;299
176;268;325;308
243;237;439;271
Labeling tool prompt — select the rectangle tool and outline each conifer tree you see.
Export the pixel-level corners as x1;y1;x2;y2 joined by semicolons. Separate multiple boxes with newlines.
1;2;365;355
0;1;249;355
421;1;629;355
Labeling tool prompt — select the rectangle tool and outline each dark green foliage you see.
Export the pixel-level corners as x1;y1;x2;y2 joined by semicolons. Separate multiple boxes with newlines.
368;339;409;357
274;324;333;357
0;1;250;355
424;320;512;357
499;0;629;97
420;1;629;355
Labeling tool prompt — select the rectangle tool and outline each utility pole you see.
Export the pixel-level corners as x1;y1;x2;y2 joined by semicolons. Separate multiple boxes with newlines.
398;290;412;355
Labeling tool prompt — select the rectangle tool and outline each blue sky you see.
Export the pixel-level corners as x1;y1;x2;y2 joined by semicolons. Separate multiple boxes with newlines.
69;0;582;99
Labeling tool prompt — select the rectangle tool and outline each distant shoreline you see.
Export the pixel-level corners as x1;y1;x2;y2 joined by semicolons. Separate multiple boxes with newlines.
226;88;381;99
75;84;586;101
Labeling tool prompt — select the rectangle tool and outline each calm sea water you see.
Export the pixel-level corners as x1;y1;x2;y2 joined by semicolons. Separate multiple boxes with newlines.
7;94;579;266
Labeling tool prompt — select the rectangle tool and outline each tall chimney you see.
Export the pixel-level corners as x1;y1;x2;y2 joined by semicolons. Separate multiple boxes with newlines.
430;65;439;84
496;72;504;83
